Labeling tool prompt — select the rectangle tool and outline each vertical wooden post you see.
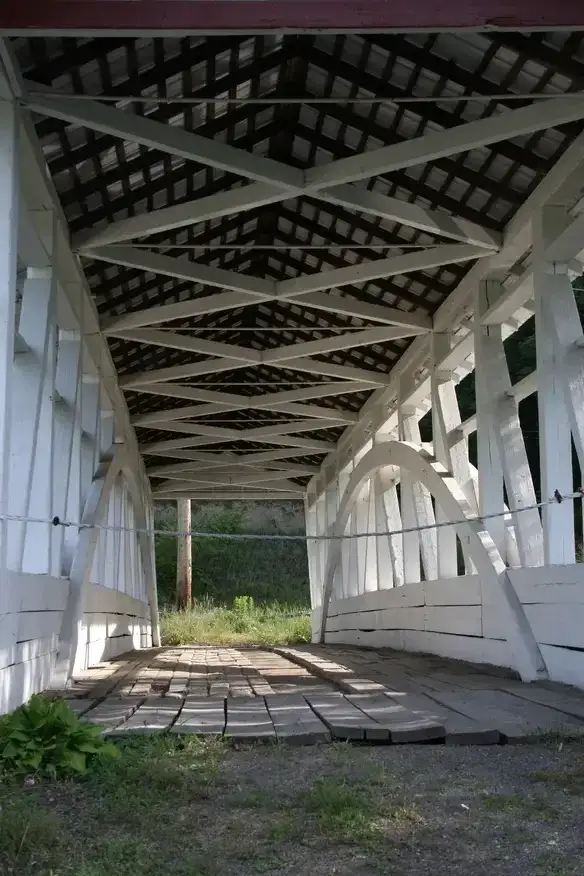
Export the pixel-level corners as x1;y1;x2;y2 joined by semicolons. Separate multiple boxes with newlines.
176;497;192;610
533;206;575;564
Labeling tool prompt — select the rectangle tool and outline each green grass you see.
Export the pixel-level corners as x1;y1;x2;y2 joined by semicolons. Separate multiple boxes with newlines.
160;601;311;646
0;735;227;876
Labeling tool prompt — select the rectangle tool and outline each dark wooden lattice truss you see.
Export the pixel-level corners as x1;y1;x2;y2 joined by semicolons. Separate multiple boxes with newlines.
11;31;584;498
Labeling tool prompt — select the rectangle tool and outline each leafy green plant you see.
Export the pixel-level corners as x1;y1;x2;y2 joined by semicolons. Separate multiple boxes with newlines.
233;595;254;613
0;695;119;779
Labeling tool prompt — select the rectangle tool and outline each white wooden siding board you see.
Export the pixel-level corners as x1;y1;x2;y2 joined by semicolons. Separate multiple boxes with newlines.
524;604;584;650
424;605;482;637
4;572;69;613
423;576;482;606
325;629;510;667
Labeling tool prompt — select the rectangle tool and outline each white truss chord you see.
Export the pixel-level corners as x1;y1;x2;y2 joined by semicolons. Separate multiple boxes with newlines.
78;183;290;249
305;95;584;189
277;245;489;299
87;246;275;299
320;184;502;250
292;291;432;330
23;84;304;189
108;327;262;364
102;291;256;334
260;325;425;364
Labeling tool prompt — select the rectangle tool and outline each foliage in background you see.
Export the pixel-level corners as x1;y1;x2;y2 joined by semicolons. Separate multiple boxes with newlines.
0;695;118;779
155;502;310;609
160;599;311;646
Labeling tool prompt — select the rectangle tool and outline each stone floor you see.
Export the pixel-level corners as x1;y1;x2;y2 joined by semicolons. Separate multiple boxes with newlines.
52;644;584;744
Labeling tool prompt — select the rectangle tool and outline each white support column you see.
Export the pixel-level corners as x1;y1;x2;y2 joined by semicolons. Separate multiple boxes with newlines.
399;402;438;581
431;333;458;577
384;481;405;587
373;471;393;590
533;206;576;565
355;481;377;593
324;483;339;601
475;280;507;560
8;264;56;574
398;401;421;585
80;375;100;510
304;499;319;609
0;94;19;620
53;450;123;688
476;279;544;567
315;496;327;604
338;462;352;599
347;505;360;597
52;331;81;576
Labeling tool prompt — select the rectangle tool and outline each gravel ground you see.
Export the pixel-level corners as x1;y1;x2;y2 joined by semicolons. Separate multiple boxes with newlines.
203;741;584;876
3;737;584;876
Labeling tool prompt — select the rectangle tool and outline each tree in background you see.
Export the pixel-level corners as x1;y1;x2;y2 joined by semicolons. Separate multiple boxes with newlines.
155;501;309;609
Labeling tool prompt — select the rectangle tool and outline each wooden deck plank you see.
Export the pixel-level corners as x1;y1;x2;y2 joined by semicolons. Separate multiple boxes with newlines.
478;690;584;735
66;698;96;717
348;694;445;742
425;689;581;741
83;697;145;733
498;683;584;723
384;692;500;744
224;696;276;741
265;694;331;744
112;697;183;735
305;692;389;740
171;697;226;735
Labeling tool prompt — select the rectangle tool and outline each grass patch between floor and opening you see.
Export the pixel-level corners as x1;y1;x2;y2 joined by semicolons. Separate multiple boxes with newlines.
160;600;311;646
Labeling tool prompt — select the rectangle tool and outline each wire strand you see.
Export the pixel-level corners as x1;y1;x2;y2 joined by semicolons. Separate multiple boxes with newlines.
1;490;582;542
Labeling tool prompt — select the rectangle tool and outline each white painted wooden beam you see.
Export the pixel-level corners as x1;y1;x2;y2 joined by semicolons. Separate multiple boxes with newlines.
153;491;305;500
120;357;245;387
147;448;318;465
24;86;304;189
261;325;425;365
124;380;374;406
102;291;253;334
277;245;488;298
109;327;261;364
291;291;431;330
78;182;289;248
134;399;356;426
261;402;356;423
87;246;275;299
140;418;346;439
153;475;305;493
148;461;317;477
320;185;501;250
306;96;584;189
276;358;390;384
141;433;334;453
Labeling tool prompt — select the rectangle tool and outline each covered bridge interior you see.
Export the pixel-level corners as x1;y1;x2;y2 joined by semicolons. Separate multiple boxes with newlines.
3;7;584;712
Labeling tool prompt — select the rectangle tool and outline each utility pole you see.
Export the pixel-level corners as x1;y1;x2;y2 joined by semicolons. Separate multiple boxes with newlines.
176;498;192;610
